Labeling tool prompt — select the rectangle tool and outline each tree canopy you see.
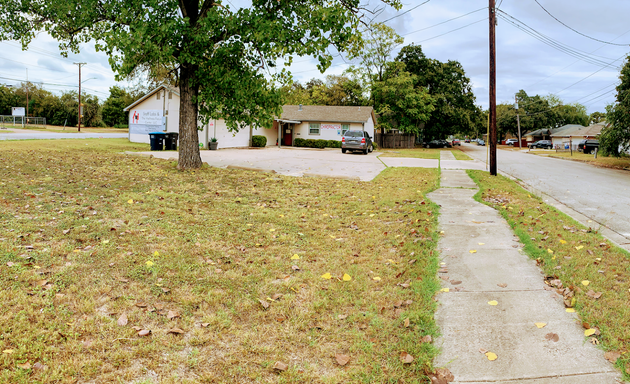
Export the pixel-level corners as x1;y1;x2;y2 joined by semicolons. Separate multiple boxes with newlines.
600;55;630;156
0;0;401;169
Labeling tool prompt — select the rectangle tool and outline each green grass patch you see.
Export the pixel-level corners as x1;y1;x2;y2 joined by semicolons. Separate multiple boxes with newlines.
468;170;630;380
451;150;472;161
0;139;442;383
378;147;470;160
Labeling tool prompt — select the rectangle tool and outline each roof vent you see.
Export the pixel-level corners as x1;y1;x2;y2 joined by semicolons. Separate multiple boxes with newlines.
298;104;303;111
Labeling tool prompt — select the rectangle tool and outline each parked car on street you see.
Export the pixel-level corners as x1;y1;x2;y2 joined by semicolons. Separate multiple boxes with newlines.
451;139;461;146
505;138;518;146
341;130;373;154
426;139;452;148
578;139;599;154
477;139;485;146
528;140;553;149
465;138;471;143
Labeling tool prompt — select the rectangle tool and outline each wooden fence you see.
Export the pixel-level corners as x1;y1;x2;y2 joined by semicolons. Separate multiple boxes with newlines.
375;133;416;149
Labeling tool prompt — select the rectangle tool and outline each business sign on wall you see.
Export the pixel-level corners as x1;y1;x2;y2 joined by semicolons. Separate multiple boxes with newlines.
321;123;342;135
12;107;25;116
129;110;164;135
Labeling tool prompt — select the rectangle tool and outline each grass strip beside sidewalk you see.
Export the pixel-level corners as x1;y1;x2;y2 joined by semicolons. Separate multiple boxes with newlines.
468;170;630;380
0;139;442;383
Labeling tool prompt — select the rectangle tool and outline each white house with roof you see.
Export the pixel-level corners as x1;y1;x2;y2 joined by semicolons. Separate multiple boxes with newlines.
123;86;375;149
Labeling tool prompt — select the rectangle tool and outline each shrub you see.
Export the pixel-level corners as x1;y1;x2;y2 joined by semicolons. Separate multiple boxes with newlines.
252;135;267;147
372;142;378;150
293;138;341;149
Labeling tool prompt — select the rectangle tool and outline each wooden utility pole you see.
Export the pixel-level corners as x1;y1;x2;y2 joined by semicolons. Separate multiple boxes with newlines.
489;0;497;175
74;62;86;132
515;94;522;149
26;69;29;126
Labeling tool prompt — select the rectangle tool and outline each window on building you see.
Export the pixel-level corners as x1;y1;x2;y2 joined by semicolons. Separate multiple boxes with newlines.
309;123;320;135
342;124;350;135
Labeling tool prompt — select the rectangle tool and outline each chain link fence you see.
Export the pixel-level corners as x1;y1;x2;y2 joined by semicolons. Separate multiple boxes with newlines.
0;115;47;129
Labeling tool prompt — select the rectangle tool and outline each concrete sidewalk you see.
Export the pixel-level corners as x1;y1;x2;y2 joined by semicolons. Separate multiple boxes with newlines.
427;169;621;383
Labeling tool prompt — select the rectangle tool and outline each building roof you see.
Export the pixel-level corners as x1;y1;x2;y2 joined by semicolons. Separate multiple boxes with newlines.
526;124;584;137
123;84;179;112
279;105;375;124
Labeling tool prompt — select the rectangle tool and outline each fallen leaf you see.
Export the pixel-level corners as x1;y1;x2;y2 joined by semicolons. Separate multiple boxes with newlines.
17;362;31;369
575;245;584;250
440;288;450;292
153;251;159;256
581;280;590;286
545;332;560;342
342;274;352;281
321;273;332;279
291;254;300;260
32;362;46;371
258;299;270;310
128;199;133;204
335;354;350;366
548;249;554;254
137;329;151;336
135;302;148;308
132;326;143;331
399;351;414;364
403;318;410;327
117;313;128;326
559;239;567;244
432;367;455;383
201;323;210;327
420;335;432;343
488;300;498;306
373;276;381;281
338;314;348;320
584;329;596;337
167;328;185;334
167;310;180;320
497;283;508;288
273;361;288;371
586;290;602;299
604;351;621;363
566;308;575;313
535;322;547;329
291;265;300;271
469;250;477;254
485;352;498;361
146;260;154;267
450;280;462;285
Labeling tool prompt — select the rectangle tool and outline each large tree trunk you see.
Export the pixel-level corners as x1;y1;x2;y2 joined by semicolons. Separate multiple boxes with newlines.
177;64;203;170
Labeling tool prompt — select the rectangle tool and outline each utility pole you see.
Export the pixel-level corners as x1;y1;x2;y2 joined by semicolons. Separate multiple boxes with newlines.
489;0;497;175
515;94;522;149
26;69;29;127
74;62;86;132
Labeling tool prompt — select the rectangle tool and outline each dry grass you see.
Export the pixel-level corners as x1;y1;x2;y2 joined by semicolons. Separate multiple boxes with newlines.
531;151;630;170
469;170;630;380
0;139;442;383
378;147;471;160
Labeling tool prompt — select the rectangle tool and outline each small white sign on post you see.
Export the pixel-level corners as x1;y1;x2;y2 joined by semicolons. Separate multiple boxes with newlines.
12;107;25;116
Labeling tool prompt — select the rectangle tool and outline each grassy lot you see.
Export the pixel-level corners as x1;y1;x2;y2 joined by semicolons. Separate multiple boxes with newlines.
530;150;630;170
378;147;472;160
469;170;630;380
0;124;128;134
0;139;442;383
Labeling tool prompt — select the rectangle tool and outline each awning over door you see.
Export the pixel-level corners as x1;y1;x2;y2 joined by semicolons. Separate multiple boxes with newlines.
276;119;301;124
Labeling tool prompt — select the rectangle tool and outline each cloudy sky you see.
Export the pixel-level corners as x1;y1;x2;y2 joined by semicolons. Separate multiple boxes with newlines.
1;0;629;114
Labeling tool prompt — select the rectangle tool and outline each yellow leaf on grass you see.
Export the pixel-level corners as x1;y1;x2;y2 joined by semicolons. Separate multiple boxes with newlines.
566;308;576;313
469;250;477;254
488;300;498;306
485;352;498;361
3;349;14;354
373;277;381;281
582;280;590;286
323;214;328;217
291;254;300;260
369;214;375;217
329;235;335;239
372;196;376;199
279;214;284;218
321;273;332;279
535;322;547;329
269;228;275;232
548;249;554;254
585;329;596;337
102;240;109;244
342;274;352;281
440;288;450;292
146;261;154;267
154;251;159;256
559;239;567;244
247;223;253;226
128;199;133;204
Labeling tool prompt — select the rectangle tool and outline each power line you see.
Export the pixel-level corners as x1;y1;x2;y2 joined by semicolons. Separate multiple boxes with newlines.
555;53;627;95
532;0;630;47
400;7;486;37
381;0;430;23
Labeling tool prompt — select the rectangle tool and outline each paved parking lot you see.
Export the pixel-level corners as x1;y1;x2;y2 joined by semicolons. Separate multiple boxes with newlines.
143;147;486;181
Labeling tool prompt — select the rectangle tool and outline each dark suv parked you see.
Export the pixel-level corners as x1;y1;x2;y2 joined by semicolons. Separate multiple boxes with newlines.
426;139;452;148
528;140;553;149
578;139;599;154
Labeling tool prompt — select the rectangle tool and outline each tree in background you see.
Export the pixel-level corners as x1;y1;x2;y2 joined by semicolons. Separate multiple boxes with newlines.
278;82;313;106
600;55;630;157
395;44;480;140
1;0;401;169
372;61;434;135
0;85;20;115
589;111;606;124
102;86;140;127
310;74;368;106
544;94;588;127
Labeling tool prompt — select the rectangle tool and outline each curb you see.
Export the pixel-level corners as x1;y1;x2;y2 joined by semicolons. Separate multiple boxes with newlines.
226;165;277;174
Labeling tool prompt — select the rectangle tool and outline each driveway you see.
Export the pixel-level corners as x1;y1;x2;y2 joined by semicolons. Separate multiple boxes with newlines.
0;128;128;140
460;143;630;251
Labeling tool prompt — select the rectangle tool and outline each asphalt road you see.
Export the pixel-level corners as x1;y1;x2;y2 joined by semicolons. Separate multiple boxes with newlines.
460;143;630;250
0;128;128;140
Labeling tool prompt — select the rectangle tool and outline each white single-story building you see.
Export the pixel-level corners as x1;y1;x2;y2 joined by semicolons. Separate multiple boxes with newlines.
123;85;375;149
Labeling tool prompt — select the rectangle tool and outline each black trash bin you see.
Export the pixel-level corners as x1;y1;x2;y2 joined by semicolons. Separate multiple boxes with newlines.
149;132;166;151
164;132;179;150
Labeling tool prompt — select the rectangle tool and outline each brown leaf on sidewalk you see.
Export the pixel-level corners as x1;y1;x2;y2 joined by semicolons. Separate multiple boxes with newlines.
335;354;350;366
545;333;559;342
399;351;414;364
604;351;621;363
450;280;462;285
497;283;507;288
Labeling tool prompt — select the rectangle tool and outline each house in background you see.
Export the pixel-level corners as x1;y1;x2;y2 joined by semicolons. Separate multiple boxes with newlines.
124;87;375;149
525;124;583;144
275;105;376;147
550;123;605;149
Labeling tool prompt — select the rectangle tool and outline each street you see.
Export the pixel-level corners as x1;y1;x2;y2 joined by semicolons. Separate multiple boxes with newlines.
460;143;630;251
0;128;128;140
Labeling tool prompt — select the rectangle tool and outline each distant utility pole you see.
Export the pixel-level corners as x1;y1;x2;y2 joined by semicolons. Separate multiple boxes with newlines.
515;94;522;149
488;0;497;176
74;62;86;132
26;68;29;125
